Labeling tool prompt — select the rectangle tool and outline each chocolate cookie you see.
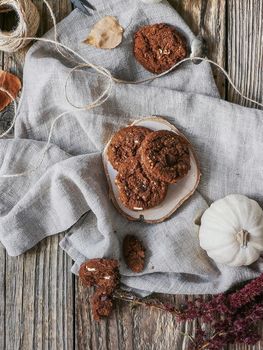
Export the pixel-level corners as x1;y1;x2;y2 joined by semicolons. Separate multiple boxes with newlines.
140;130;190;183
133;23;187;74
91;289;113;321
79;258;119;293
123;235;146;273
107;126;152;171
115;157;168;210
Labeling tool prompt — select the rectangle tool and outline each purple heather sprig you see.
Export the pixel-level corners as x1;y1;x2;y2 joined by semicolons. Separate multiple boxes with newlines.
179;273;263;322
229;273;263;308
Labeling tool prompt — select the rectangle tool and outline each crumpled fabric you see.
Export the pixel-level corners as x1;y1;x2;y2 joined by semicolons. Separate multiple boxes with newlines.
0;0;262;294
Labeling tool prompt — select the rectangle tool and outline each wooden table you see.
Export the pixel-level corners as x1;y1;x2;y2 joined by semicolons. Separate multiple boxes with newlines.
0;1;262;349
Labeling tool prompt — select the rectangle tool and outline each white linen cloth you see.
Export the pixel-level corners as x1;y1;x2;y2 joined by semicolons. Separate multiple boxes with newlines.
0;0;262;294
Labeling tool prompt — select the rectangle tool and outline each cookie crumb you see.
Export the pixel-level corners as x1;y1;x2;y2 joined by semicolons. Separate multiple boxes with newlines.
123;235;146;273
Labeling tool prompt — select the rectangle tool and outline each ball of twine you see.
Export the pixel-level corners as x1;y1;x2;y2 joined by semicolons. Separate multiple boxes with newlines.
0;0;40;52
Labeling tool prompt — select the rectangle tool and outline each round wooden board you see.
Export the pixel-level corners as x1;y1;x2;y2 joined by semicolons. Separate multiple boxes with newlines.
103;116;201;223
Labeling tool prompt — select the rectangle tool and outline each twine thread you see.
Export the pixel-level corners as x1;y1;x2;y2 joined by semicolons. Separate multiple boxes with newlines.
0;0;40;52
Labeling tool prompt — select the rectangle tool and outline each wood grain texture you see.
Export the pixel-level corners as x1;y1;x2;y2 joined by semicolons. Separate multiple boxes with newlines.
169;0;227;97
227;0;263;108
4;237;74;350
75;283;190;350
0;0;262;349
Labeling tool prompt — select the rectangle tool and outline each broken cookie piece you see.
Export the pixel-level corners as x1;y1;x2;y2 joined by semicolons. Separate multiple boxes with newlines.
91;289;113;321
79;258;119;293
123;235;146;273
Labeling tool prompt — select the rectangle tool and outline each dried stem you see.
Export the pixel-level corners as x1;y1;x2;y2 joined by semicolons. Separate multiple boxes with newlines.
197;332;227;350
113;289;182;317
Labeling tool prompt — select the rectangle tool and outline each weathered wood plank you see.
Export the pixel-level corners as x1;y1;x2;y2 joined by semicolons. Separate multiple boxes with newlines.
4;237;74;350
75;282;189;350
170;0;227;97
227;0;263;109
0;1;74;350
227;2;263;348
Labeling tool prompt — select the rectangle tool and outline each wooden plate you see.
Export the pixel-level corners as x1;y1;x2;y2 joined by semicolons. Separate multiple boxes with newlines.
102;117;201;223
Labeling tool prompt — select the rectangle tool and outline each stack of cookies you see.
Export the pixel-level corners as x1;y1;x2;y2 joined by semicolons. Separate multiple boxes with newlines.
107;125;191;211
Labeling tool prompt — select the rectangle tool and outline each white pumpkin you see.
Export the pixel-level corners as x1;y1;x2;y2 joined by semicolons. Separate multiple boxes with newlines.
199;194;263;267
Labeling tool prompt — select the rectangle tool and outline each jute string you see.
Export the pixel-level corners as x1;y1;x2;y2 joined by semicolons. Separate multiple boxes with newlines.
0;0;40;52
0;0;262;178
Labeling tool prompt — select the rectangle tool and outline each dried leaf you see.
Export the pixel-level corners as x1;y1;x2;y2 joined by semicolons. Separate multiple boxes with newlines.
83;16;124;49
0;70;21;112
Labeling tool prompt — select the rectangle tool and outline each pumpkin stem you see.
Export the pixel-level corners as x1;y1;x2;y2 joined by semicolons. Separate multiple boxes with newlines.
236;229;249;248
